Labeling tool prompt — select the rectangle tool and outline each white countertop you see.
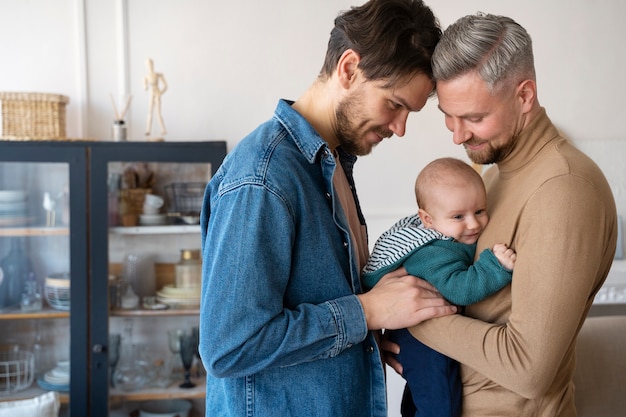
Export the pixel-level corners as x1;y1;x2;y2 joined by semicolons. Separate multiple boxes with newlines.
594;260;626;304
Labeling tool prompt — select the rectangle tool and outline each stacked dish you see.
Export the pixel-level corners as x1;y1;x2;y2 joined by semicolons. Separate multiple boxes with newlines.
0;190;30;227
37;360;70;392
156;285;200;309
139;213;167;226
139;193;167;225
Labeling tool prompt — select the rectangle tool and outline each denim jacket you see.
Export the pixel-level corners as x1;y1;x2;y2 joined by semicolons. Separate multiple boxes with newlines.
199;100;386;416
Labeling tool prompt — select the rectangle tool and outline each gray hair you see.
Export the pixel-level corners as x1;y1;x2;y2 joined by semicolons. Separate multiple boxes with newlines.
432;12;535;92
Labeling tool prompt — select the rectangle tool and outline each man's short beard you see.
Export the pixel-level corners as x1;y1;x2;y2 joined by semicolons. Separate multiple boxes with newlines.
466;137;516;165
334;91;371;156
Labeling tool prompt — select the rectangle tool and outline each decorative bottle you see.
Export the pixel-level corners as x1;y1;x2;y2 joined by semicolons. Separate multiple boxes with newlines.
21;272;43;312
175;249;202;288
108;173;121;226
0;238;34;309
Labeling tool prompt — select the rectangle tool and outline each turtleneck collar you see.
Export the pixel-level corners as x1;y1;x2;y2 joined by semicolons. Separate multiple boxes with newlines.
496;107;563;176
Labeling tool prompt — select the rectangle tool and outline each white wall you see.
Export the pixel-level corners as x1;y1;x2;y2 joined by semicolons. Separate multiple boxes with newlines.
1;1;625;415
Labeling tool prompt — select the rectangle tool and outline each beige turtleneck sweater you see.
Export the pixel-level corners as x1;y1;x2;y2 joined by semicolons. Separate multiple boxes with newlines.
409;108;617;416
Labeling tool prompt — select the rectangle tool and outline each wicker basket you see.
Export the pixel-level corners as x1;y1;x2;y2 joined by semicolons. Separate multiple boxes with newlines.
0;92;69;140
119;188;152;216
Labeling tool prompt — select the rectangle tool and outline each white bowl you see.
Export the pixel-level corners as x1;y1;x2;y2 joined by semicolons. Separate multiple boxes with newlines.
139;399;192;417
180;215;200;225
139;214;167;226
142;204;160;215
144;194;164;208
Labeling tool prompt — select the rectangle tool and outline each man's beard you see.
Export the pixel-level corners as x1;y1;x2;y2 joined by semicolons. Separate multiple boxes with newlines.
334;91;391;156
465;136;516;165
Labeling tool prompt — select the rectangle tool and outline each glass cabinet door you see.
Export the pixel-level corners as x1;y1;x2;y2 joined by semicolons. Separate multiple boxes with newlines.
89;141;226;417
0;142;88;417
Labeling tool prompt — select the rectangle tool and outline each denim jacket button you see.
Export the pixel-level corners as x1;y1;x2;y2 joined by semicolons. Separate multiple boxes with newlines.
325;192;331;200
343;241;349;248
365;345;375;354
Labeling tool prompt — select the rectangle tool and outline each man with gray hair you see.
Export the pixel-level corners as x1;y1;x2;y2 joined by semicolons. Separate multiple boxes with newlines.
390;12;617;417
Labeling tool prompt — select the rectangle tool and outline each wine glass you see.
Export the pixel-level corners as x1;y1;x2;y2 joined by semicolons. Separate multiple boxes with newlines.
108;333;121;387
167;329;185;381
191;325;203;378
179;332;196;388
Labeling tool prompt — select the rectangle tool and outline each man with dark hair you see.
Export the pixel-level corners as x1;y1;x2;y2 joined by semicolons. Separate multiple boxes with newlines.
199;1;455;416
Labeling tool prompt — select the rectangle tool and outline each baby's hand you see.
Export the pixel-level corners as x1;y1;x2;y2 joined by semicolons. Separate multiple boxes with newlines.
493;243;516;270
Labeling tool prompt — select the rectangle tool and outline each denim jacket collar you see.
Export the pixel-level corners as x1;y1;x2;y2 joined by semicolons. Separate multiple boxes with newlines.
274;99;330;164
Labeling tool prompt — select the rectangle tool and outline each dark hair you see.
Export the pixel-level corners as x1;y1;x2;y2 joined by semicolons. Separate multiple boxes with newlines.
320;0;441;87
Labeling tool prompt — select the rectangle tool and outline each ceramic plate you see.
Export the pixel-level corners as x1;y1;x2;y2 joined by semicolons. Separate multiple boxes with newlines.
37;377;70;392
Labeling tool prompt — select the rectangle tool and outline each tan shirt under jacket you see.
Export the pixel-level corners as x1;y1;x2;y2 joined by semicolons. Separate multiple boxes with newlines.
409;108;617;417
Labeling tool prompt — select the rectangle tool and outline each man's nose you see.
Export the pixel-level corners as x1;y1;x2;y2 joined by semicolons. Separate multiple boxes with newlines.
389;111;409;137
446;118;472;145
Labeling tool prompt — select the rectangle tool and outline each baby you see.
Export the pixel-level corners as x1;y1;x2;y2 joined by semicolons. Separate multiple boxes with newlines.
362;157;516;417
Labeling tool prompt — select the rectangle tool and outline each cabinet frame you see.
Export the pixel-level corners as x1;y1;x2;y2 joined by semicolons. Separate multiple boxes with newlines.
0;140;89;414
89;141;226;416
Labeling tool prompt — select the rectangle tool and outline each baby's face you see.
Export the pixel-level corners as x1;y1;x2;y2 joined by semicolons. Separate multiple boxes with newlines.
421;182;488;244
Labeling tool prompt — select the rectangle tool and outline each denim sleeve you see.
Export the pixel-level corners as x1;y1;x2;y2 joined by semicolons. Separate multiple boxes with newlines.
200;183;368;379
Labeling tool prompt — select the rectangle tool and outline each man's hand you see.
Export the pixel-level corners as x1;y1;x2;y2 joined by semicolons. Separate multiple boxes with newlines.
379;330;403;375
357;267;456;331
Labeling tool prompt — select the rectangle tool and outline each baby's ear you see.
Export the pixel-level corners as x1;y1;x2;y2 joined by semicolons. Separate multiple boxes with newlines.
418;208;432;228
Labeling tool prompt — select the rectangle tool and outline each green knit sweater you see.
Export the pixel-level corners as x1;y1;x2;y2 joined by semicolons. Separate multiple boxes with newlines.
362;217;511;306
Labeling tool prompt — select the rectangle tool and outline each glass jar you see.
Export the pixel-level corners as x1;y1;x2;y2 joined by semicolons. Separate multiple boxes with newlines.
175;249;201;288
20;272;42;312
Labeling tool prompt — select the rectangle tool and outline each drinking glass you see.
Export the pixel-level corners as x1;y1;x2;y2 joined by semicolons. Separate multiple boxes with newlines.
179;332;196;388
167;329;185;381
191;325;203;377
109;333;121;387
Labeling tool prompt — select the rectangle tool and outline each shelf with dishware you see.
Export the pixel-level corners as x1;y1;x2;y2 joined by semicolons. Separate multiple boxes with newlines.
108;317;203;406
109;262;200;312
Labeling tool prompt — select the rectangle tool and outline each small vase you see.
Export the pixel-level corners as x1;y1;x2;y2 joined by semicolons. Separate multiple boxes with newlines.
20;272;43;312
0;238;34;309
